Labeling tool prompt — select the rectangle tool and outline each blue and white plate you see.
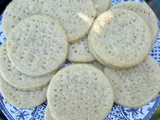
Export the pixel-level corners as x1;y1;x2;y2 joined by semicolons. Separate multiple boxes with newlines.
0;0;160;119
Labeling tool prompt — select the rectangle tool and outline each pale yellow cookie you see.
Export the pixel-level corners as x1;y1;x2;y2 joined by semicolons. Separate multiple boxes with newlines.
45;106;54;120
104;55;160;108
88;39;116;68
0;42;55;90
47;64;114;120
41;0;96;43
2;0;44;39
88;61;104;71
93;0;112;16
0;75;48;108
67;36;95;63
7;14;68;77
88;9;151;68
111;1;159;44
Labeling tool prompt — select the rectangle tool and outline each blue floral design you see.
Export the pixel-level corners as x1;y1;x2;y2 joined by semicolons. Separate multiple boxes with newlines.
106;104;126;120
41;101;47;108
150;47;160;64
120;0;143;2
0;93;3;100
0;13;6;44
33;106;45;120
60;60;71;69
10;107;30;120
121;95;160;120
122;108;144;120
0;96;38;120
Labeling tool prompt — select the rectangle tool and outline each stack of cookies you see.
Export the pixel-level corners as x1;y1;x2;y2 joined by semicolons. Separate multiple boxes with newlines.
0;0;160;120
1;0;69;109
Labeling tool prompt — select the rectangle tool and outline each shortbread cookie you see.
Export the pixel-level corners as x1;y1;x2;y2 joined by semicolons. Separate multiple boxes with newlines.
72;61;104;71
45;106;54;120
88;40;116;68
111;1;159;44
104;55;160;108
0;75;48;108
67;36;95;62
2;0;44;39
88;61;104;71
0;42;55;90
41;0;96;43
7;14;68;77
88;9;151;68
47;64;114;120
93;0;111;16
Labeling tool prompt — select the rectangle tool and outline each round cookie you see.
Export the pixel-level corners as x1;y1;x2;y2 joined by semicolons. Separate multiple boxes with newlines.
88;61;104;71
7;14;68;77
88;39;116;68
47;64;114;120
41;0;96;43
88;37;122;69
2;0;44;39
111;1;159;44
72;61;104;71
93;0;111;16
0;42;55;90
0;75;48;109
104;55;160;108
67;36;95;63
45;106;54;120
88;9;151;68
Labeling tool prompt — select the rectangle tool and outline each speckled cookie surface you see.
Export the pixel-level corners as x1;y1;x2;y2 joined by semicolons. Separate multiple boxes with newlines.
88;61;104;71
2;0;44;39
0;42;55;90
47;64;114;120
45;106;54;120
41;0;96;43
88;39;116;68
67;36;95;62
93;0;111;16
7;14;68;77
88;9;151;68
0;75;48;109
111;1;158;44
104;56;160;108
